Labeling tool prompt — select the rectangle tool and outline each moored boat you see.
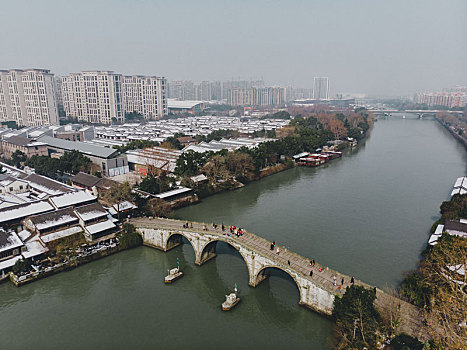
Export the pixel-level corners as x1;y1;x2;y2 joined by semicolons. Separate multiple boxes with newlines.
222;292;241;311
164;267;183;283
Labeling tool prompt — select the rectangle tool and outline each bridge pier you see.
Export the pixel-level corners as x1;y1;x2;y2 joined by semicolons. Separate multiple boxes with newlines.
249;268;269;287
166;234;183;251
195;241;217;265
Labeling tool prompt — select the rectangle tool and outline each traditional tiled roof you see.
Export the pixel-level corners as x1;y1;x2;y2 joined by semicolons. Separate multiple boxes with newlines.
27;207;78;231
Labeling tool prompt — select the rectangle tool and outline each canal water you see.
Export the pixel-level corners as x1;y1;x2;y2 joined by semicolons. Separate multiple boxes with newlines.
0;115;465;349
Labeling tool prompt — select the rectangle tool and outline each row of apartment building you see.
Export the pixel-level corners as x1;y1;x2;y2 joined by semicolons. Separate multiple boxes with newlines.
414;91;467;108
0;69;168;127
60;71;167;124
168;77;330;105
168;80;265;101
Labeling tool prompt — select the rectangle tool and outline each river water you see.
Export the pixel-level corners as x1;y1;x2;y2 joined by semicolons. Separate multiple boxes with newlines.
0;115;465;349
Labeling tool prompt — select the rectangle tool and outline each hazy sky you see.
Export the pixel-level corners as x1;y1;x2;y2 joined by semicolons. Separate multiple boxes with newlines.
1;0;466;96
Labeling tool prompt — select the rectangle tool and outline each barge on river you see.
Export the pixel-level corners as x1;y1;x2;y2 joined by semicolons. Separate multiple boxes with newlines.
296;151;342;167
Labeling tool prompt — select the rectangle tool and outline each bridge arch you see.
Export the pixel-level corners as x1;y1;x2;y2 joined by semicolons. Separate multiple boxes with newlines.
165;231;198;255
197;239;253;277
253;265;303;302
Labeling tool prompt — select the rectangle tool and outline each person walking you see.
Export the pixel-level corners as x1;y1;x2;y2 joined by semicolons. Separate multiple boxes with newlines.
309;270;313;277
351;276;354;284
276;247;280;255
333;276;337;286
338;285;341;293
341;277;344;286
312;259;315;266
287;260;290;265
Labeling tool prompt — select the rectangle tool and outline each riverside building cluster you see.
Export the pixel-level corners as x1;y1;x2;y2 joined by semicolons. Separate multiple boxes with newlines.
94;116;289;142
0;163;129;279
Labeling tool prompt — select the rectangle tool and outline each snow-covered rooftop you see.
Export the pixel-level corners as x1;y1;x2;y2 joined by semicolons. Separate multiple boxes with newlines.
0;201;54;224
40;226;82;243
49;190;96;209
85;220;116;235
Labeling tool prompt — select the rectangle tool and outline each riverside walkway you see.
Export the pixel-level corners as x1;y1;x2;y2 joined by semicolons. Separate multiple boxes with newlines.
131;217;427;339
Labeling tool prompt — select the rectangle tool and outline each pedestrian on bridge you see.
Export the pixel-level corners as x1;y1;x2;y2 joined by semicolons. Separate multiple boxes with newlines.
276;247;280;255
351;276;354;284
333;276;337;286
309;270;313;277
341;277;344;286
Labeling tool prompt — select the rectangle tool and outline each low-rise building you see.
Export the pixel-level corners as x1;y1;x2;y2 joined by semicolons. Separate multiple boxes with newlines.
1;135;48;159
0;174;29;194
168;100;204;115
70;172;118;195
38;135;129;177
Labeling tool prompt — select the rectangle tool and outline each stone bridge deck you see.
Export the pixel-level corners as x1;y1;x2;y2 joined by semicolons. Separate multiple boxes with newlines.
131;217;427;340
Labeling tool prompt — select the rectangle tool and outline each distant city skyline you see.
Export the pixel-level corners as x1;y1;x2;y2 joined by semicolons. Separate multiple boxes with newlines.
1;0;466;97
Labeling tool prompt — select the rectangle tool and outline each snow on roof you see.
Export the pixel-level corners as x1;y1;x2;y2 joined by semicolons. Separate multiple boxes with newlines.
190;174;208;182
454;177;464;188
433;224;444;236
85;220;116;235
445;229;467;238
0;200;54;224
40;226;82;243
112;201;137;212
428;233;439;245
22;239;49;259
17;230;33;242
0;255;22;271
49;190;96;209
293;152;309;159
447;264;465;276
155;187;192;199
0;230;23;253
76;210;107;222
36;214;77;231
25;173;75;195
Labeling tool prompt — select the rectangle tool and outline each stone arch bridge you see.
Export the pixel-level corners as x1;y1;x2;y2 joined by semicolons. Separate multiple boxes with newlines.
131;217;426;338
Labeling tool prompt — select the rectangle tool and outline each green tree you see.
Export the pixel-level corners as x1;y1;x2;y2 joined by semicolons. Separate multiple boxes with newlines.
117;223;143;249
103;182;133;220
10;150;26;168
333;285;381;349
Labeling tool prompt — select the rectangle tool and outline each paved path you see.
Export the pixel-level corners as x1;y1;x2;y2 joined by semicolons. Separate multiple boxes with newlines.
132;217;427;340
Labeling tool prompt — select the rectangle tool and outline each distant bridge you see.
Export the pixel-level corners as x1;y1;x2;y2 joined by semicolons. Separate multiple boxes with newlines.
131;217;427;339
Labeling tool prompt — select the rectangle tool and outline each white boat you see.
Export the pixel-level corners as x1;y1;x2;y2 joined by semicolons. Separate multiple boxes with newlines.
164;267;183;283
402;115;406;119
222;292;241;311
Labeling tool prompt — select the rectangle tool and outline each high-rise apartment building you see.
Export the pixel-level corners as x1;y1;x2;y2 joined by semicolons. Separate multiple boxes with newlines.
61;71;124;124
0;69;59;126
122;75;167;120
227;87;286;106
54;76;63;107
313;77;330;100
168;80;196;100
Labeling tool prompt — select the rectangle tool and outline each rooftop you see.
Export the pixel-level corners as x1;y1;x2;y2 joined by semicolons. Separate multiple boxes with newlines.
38;135;118;159
27;207;78;231
49;190;97;209
0;230;23;254
0;200;55;224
